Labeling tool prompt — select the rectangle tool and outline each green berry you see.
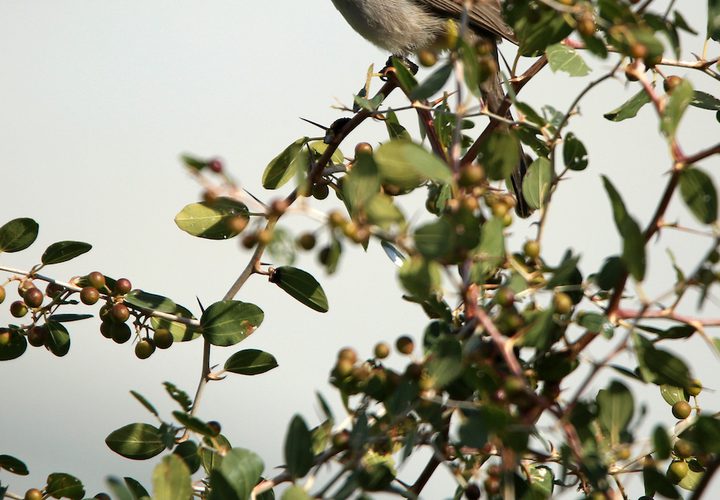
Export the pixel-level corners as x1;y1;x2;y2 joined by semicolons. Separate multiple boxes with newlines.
667;460;689;483
524;240;541;259
153;328;174;349
553;292;574;314
0;285;5;304
134;339;155;359
687;378;702;397
672;400;692;419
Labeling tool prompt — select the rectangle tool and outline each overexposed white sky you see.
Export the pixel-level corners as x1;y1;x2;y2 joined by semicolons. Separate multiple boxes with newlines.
1;1;719;498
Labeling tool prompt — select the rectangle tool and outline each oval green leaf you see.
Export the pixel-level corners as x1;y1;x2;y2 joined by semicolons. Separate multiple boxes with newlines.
173;411;216;437
208;448;264;500
284;415;314;479
375;140;452;189
262;137;309;190
270;266;329;313
563;133;589;171
0;218;39;253
546;43;591;76
152;454;192;500
46;473;85;500
46;321;71;357
41;241;92;265
201;300;264;346
679;168;718;224
224;349;279;375
522;157;554;210
0;454;29;475
175;197;249;240
105;423;165;460
173;441;201;475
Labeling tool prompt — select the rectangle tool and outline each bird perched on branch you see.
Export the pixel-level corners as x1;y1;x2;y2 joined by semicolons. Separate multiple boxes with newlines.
329;0;532;217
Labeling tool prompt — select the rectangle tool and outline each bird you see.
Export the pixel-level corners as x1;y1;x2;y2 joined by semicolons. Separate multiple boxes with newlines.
329;0;531;217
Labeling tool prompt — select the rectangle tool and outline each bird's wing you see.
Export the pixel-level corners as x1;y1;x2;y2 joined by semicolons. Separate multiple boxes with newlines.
422;0;516;43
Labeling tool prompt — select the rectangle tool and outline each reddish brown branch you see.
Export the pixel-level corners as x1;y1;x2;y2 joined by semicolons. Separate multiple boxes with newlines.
616;309;720;327
682;143;720;165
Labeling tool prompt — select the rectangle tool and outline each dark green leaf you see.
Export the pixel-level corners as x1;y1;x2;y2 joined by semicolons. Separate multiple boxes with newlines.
174;198;249;240
604;89;652;122
173;441;201;475
270;266;328;313
0;329;27;361
515;8;573;56
709;0;720;41
130;391;159;417
262;137;309;190
375;140;452;188
398;256;441;299
522;157;553;210
208;448;264;500
410;64;452;100
366;194;405;229
180;154;209;171
414;219;453;259
679;168;718;224
680;416;720;454
163;382;193;412
46;472;85;500
661;79;694;138
426;337;463;388
152;455;192;500
602;176;646;281
124;476;150;499
0;218;39;253
643;466;681;499
105;423;165;460
342;152;381;215
201;300;265;346
597;380;634;443
633;333;691;387
521;307;556;350
596;256;625;291
478;130;520;181
691;90;720;110
48;314;93;323
653;425;672;459
390;58;418;93
106;477;135;500
577;312;614;339
224;349;278;375
470;217;505;283
41;241;92;265
384;109;411;140
522;465;554;499
563;133;589;171
173;411;216;436
284;415;314;479
46;321;71;357
0;454;28;475
546;44;591;76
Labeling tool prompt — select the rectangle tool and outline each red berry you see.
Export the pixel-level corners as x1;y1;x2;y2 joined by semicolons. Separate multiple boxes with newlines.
111;303;130;323
209;158;223;173
23;288;44;308
114;278;132;295
88;271;106;290
80;287;100;305
10;300;28;318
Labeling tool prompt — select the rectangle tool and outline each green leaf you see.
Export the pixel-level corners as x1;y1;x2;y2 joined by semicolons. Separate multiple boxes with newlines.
384;109;411;140
124;476;151;499
597;380;634;444
266;226;296;266
414;219;453;259
691;90;720;110
0;454;28;475
563;133;589;171
105;423;165;460
106;477;136;500
661;79;694;138
152;454;192;500
0;218;39;253
342;152;381;215
262;137;309;190
173;411;216;436
653;425;672;459
46;473;85;500
515;8;574;56
375;140;452;189
521;307;556;350
201;300;265;346
41;241;92;265
633;333;691;387
471;217;505;283
46;321;71;357
477;130;520;182
602;176;646;281
398;256;442;299
409;63;452;100
0;329;27;361
643;465;681;499
150;303;201;342
174;198;249;240
284;415;314;479
48;314;93;323
522;157;553;210
679;168;718;224
208;448;264;500
390;58;418;94
366;194;405;229
709;0;720;41
604;89;652;122
426;337;463;388
680;416;720;454
173;441;201;475
164;382;193;412
577;312;614;339
546;43;591;76
660;384;687;406
224;349;278;375
523;465;554;499
678;459;706;491
282;486;312;500
130;390;159;417
199;434;232;474
269;266;329;313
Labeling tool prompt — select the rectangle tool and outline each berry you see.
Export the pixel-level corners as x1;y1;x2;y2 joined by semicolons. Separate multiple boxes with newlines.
577;14;595;37
667;460;689;483
465;483;481;500
459;164;484;187
337;347;358;364
23;288;44;308
111;323;132;344
395;336;415;355
207;421;222;436
672;401;692;419
111;303;130;323
687;378;702;397
257;229;273;246
630;43;647;59
94;494;111;500
495;288;515;308
312;183;330;200
153;328;174;349
328;210;346;228
354;142;373;156
134;339;156;359
417;49;437;67
114;278;132;295
0;285;5;304
209;158;223;173
227;215;249;234
553;292;574;314
45;282;64;298
241;233;258;249
673;439;694;459
18;279;36;295
335;358;354;377
270;199;289;216
297;233;316;250
663;75;683;94
10;300;28;318
24;489;43;500
524;240;541;259
374;342;391;359
87;271;106;290
100;321;114;339
27;326;47;347
80;286;100;305
0;328;12;346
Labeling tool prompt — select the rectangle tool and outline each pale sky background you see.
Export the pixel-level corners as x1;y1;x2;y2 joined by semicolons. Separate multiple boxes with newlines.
0;1;719;498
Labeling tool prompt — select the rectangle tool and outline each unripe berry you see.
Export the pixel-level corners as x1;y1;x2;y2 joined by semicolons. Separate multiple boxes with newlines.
134;339;156;359
153;328;174;349
80;286;100;305
10;300;28;318
663;75;683;94
524;240;541;259
354;142;373;156
0;328;10;346
687;378;702;397
459;164;484;187
553;292;574;314
374;342;391;359
328;210;347;228
297;233;316;250
111;303;130;323
241;232;258;249
667;460;689;483
270;199;289;216
24;489;43;500
45;282;64;298
672;401;692;419
207;421;222;436
312;183;330;200
27;326;48;347
0;285;5;304
88;271;106;290
673;439;694;459
417;49;438;67
100;321;114;339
